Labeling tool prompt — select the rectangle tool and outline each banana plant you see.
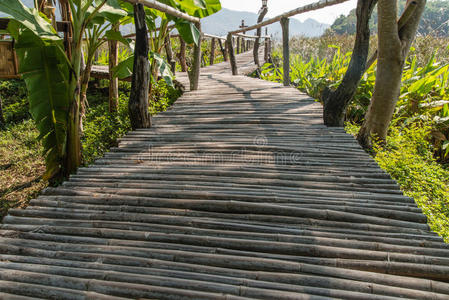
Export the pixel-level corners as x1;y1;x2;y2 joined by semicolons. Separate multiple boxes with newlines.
0;0;126;180
114;0;221;96
80;0;127;122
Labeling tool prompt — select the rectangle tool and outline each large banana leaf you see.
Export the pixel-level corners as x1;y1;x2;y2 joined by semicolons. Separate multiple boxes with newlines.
1;0;70;178
173;0;221;18
0;0;59;42
113;52;174;87
15;29;70;179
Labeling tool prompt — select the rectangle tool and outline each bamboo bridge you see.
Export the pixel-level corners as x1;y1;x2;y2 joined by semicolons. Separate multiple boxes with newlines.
1;0;449;299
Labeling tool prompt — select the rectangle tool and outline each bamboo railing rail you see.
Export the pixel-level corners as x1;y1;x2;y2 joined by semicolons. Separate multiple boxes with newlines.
226;0;350;77
123;0;200;23
228;0;350;35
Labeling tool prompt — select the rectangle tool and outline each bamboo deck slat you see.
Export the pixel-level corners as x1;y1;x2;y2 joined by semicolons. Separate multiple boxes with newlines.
1;50;448;299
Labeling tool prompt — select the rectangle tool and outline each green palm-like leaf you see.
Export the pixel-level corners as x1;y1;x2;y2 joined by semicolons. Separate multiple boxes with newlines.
15;30;70;179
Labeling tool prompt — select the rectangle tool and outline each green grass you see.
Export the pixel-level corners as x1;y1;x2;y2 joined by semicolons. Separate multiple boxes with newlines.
259;35;449;242
0;78;182;217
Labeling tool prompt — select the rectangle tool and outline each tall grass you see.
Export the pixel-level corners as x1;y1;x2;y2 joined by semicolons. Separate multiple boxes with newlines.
259;35;449;241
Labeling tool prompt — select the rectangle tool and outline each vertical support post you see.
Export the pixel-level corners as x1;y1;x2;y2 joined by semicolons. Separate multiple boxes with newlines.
264;37;269;62
241;37;245;52
178;37;188;72
108;23;119;113
236;36;240;54
189;22;202;91
210;37;216;65
129;3;151;129
280;17;290;86
227;33;238;75
218;38;228;61
164;35;176;74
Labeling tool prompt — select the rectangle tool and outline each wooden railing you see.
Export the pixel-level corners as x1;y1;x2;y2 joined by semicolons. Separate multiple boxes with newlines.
226;0;350;83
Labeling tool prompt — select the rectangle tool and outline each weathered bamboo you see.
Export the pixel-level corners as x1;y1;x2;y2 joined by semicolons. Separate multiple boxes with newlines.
178;37;188;72
281;17;290;86
229;0;350;35
128;3;151;129
218;38;227;61
236;36;240;54
188;22;202;91
209;37;216;65
108;23;119;113
123;0;200;23
164;35;176;73
227;33;238;75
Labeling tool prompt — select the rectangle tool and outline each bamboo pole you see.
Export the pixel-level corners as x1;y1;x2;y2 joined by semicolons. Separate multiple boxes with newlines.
108;23;119;113
164;35;176;74
189;22;202;90
218;39;227;61
209;37;216;65
227;33;238;75
128;3;151;129
281;17;290;86
178;37;188;72
229;0;350;35
123;0;200;24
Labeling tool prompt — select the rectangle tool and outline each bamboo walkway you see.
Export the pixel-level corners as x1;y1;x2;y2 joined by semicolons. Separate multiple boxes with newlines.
1;50;449;299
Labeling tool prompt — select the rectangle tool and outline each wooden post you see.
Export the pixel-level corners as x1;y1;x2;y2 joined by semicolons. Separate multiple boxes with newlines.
189;22;202;91
209;37;216;65
280;17;290;86
264;37;269;62
129;3;151;129
227;33;238;75
108;23;119;113
164;35;176;74
236;36;240;54
218;39;228;61
178;37;188;72
241;37;246;52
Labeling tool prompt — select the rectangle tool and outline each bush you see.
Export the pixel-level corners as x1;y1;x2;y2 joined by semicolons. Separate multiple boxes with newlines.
0;79;30;123
347;122;449;242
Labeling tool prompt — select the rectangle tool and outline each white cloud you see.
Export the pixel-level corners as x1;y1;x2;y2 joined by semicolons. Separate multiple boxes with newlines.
220;0;357;24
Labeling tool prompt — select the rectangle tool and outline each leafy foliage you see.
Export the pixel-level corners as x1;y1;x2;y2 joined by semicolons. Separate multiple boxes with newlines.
329;0;449;36
260;35;449;241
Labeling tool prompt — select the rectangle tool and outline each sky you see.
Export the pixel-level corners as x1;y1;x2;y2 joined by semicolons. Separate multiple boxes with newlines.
220;0;357;25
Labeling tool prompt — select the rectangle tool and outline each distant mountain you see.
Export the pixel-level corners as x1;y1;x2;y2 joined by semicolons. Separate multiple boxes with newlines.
1;4;329;38
202;8;330;38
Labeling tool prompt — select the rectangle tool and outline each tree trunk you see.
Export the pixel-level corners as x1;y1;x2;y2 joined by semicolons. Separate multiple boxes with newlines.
280;17;290;87
322;0;378;127
209;38;216;65
164;35;176;74
109;23;119;113
129;3;151;130
178;37;188;72
0;96;5;127
218;39;227;62
357;0;426;148
236;37;240;54
188;22;202;91
227;33;238;75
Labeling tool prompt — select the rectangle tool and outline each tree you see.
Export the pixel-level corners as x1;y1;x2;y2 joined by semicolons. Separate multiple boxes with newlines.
322;0;378;126
357;0;427;148
253;5;268;67
0;0;128;179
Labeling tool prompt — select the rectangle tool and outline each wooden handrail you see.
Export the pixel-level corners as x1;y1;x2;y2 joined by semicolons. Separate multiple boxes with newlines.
202;33;226;41
229;0;350;35
0;18;71;33
235;33;269;39
123;0;200;24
